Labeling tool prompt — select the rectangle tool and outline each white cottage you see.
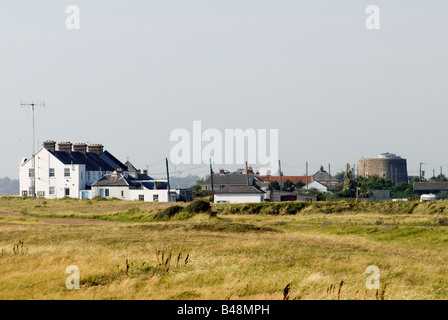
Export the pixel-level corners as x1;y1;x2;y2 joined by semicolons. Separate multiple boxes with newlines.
91;171;176;202
213;185;266;203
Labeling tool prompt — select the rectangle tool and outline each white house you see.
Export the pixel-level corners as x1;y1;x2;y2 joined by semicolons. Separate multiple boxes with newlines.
19;140;176;202
214;185;266;203
90;170;176;202
302;180;330;193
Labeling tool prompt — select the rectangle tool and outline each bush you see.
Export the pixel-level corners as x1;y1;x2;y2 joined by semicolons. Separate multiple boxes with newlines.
185;200;211;214
154;205;183;220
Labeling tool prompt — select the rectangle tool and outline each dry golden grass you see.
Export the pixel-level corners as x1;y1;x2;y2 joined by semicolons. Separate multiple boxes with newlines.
2;197;448;299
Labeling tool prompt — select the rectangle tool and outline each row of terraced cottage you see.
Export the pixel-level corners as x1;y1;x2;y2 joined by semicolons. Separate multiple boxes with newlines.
19;140;192;202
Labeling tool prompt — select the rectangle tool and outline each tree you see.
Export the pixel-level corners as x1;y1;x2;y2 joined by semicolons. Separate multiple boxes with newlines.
338;163;356;197
190;180;211;199
430;174;447;182
282;179;294;192
269;181;280;191
334;171;345;183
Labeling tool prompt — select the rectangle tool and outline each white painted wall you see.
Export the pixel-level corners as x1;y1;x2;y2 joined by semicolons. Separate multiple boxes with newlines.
19;148;85;199
214;193;265;203
90;186;173;202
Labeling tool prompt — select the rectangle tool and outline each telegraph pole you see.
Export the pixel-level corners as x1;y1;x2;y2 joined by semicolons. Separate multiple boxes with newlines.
20;101;45;197
278;160;282;191
245;161;250;186
210;159;215;203
328;163;331;192
306;161;309;190
419;163;423;182
165;158;171;202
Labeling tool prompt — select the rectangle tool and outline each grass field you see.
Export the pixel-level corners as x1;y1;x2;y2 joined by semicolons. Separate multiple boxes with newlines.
2;196;448;300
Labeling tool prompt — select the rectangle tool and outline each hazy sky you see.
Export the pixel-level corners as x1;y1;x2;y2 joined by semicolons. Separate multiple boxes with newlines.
1;0;447;180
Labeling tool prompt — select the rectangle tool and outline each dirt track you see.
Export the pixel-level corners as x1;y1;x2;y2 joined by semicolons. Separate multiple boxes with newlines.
0;212;118;225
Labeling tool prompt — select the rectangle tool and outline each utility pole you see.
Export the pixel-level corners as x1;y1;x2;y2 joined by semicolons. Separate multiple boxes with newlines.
419;163;423;182
165;158;171;202
245;161;250;186
328;163;331;192
210;159;215;203
20;101;45;198
278;160;282;191
306;161;309;190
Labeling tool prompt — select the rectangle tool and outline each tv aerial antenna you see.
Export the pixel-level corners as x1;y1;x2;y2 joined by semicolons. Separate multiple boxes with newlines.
20;101;45;197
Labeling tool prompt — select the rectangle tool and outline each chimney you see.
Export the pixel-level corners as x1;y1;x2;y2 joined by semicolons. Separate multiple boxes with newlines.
73;143;87;155
219;169;225;174
88;144;104;155
58;142;72;154
137;170;141;175
116;168;123;174
247;166;254;174
143;170;148;175
43;140;56;153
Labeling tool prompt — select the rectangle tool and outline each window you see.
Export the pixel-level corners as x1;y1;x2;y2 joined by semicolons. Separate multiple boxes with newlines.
121;191;124;198
29;168;35;177
64;168;70;177
153;195;159;202
65;188;70;196
139;195;145;201
49;187;55;195
49;168;55;177
105;189;109;197
22;191;28;197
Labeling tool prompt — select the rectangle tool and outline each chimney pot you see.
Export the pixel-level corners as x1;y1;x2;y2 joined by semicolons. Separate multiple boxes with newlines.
73;143;87;155
43;140;56;153
58;142;72;154
88;144;104;155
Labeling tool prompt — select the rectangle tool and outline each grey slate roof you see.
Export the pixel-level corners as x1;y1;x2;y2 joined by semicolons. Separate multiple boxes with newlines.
214;185;265;194
51;150;127;172
92;173;141;188
312;170;337;183
125;160;138;172
413;182;448;191
202;174;255;186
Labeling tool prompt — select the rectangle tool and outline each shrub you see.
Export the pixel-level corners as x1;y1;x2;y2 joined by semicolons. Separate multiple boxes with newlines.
185;200;211;214
154;205;183;220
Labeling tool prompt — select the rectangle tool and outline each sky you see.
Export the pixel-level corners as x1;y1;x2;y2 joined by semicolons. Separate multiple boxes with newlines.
1;0;447;180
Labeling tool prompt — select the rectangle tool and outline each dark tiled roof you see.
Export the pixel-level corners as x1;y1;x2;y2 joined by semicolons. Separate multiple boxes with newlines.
202;174;254;186
142;182;155;190
100;150;127;171
51;150;127;172
414;182;448;191
214;185;265;194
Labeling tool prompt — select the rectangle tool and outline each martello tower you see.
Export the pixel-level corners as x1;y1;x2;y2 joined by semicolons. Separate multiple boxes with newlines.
358;153;408;183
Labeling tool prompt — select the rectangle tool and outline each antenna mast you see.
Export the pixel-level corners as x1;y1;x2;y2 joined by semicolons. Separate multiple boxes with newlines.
20;101;45;198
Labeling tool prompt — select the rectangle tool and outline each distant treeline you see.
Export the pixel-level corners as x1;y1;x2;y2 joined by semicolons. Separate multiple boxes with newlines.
0;177;19;195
